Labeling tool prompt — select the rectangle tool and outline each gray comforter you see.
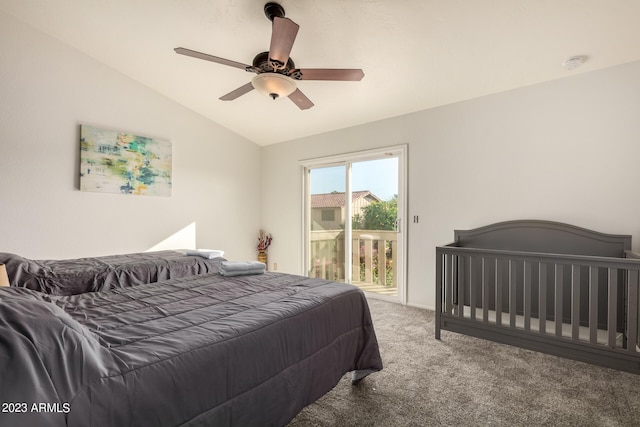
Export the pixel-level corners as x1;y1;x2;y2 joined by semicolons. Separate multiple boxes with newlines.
0;250;223;295
0;271;382;426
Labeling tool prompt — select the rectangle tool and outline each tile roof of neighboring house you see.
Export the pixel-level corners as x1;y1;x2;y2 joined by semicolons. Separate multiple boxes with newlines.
311;191;381;208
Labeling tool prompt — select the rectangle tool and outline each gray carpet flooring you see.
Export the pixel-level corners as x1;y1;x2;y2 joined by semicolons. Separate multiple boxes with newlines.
289;298;640;426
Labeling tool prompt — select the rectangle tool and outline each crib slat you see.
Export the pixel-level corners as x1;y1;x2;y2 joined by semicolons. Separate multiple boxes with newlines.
457;256;466;319
539;263;547;334
524;261;531;331
482;257;490;323
571;265;580;340
627;269;639;353
510;259;517;328
469;256;476;320
589;266;599;345
608;268;618;348
496;258;503;327
555;264;563;337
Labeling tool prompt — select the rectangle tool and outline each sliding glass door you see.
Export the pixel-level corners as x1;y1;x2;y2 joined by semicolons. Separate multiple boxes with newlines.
308;165;347;282
350;158;399;296
302;146;406;303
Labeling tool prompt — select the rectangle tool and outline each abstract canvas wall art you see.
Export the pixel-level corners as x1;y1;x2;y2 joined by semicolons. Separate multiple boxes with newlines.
80;125;172;197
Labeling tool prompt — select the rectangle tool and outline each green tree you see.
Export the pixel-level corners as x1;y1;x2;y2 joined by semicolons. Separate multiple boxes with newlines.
352;213;363;230
356;195;397;230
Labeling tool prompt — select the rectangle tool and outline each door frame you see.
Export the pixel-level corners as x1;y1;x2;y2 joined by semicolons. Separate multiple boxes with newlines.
300;144;408;305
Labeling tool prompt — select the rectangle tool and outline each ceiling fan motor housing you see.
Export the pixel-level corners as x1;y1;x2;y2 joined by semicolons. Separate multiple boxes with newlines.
251;51;301;79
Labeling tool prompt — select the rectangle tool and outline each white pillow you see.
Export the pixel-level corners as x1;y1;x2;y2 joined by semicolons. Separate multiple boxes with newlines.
185;249;224;259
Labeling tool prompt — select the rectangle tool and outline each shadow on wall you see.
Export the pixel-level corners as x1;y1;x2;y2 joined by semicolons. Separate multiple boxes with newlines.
147;222;196;251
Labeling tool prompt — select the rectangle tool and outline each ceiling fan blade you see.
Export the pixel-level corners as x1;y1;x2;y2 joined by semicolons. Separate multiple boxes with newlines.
219;82;255;101
269;17;299;67
298;68;365;81
174;47;251;71
288;88;314;110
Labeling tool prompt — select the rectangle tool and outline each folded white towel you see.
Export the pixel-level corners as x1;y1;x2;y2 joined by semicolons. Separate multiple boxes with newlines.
186;249;225;259
219;261;266;277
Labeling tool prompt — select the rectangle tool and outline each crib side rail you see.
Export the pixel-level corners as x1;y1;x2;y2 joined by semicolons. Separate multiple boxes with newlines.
435;245;640;364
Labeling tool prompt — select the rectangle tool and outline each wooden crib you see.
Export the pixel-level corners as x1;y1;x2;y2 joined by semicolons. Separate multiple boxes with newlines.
435;220;640;374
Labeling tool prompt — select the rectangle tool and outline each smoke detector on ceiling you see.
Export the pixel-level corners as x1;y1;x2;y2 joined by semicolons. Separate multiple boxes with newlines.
562;56;584;71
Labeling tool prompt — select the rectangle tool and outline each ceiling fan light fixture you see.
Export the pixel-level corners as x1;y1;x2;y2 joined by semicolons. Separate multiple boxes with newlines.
251;73;296;100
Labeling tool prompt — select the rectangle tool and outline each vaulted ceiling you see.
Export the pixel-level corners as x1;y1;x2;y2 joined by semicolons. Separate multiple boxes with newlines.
2;0;640;145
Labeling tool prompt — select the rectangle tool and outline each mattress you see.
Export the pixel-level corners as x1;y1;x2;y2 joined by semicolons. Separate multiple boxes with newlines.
460;306;624;346
0;250;224;295
0;271;382;426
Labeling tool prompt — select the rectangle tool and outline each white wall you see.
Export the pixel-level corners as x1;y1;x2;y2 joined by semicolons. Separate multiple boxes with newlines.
262;60;640;310
0;12;261;260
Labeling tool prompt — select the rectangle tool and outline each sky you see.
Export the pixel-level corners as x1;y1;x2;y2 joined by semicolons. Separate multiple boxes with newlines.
310;157;398;201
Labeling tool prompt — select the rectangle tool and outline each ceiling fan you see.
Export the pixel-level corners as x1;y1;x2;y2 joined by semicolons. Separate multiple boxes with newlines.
174;2;364;110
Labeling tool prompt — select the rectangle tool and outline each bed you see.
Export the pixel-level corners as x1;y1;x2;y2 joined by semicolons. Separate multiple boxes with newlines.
435;220;640;374
0;250;224;295
0;269;382;427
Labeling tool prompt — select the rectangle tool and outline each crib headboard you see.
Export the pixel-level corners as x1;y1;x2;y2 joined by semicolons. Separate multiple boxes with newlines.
454;220;631;258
